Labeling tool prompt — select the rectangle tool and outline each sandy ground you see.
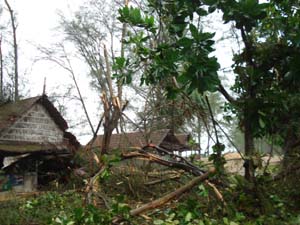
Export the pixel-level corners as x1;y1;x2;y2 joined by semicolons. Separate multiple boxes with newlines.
199;152;282;175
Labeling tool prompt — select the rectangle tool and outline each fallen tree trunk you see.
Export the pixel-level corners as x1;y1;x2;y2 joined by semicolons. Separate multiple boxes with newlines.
121;151;204;176
130;168;215;216
145;144;202;172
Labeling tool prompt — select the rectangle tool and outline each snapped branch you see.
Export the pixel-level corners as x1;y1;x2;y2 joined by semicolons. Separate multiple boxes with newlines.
217;84;236;104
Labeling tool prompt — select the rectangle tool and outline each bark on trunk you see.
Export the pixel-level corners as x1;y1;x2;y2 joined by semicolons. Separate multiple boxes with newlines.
100;0;128;154
0;37;3;99
4;0;18;101
101;126;113;155
282;128;299;170
244;109;256;182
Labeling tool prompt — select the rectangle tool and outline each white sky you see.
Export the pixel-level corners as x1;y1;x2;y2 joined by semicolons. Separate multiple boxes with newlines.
9;0;98;144
14;0;81;95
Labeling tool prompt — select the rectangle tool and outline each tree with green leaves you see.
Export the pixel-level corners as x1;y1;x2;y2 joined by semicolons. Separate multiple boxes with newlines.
116;0;227;174
118;1;228;159
116;0;300;183
207;0;300;180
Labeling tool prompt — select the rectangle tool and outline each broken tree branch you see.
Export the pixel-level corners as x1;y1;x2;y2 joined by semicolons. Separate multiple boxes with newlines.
103;44;114;98
205;180;226;206
130;168;215;216
85;165;107;205
217;84;236;104
121;150;204;176
144;144;202;173
144;174;181;186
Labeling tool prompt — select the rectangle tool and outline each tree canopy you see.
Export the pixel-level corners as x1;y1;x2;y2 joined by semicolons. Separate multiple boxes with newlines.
116;0;300;181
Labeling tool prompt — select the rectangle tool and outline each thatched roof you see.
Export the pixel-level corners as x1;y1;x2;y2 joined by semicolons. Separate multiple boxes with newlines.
0;95;79;155
91;129;189;152
0;95;68;131
175;134;191;145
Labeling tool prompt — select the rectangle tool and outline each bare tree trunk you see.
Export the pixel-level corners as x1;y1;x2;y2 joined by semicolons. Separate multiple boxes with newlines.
101;93;127;154
240;27;258;182
100;0;129;155
4;0;18;101
0;36;3;99
100;93;112;155
101;45;115;155
103;44;114;98
244;107;256;182
282;127;299;170
121;149;205;176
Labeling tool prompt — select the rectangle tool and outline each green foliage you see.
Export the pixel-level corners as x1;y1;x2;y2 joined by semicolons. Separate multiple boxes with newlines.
116;0;300;191
21;0;300;224
205;0;269;32
111;163;294;224
209;143;226;175
118;6;156;32
1;162;300;225
0;191;132;225
114;1;300;223
201;0;300;163
0;191;82;224
52;196;131;225
116;2;220;97
0;200;22;225
148;171;300;225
